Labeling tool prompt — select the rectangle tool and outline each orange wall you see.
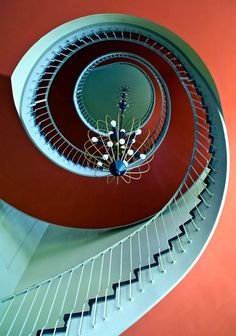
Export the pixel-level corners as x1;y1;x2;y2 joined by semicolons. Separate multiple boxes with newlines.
122;1;236;335
1;0;236;334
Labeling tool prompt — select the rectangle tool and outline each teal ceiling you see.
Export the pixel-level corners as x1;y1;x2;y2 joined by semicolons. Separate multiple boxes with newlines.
76;62;155;132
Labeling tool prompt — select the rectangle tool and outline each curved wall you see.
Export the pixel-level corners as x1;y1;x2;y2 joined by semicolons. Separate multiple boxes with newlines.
0;1;235;335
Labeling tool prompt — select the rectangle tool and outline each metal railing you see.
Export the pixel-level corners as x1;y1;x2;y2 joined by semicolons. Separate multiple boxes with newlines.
2;24;228;336
1;71;216;335
29;47;170;169
22;27;197;176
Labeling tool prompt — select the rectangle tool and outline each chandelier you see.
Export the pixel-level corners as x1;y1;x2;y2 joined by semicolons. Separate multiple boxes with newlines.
84;87;154;184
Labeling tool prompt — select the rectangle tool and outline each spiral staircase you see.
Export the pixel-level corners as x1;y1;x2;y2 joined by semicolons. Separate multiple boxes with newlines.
0;14;229;336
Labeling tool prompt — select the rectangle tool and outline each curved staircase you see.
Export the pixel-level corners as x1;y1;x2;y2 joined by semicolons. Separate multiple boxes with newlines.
0;14;229;336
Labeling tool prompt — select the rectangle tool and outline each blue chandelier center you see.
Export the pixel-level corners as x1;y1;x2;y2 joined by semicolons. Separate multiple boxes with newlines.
109;160;127;176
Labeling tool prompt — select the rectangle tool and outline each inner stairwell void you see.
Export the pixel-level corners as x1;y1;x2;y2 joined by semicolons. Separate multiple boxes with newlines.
0;14;229;336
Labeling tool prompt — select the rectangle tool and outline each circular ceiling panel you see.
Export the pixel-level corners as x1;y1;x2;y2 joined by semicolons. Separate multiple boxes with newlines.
74;58;155;133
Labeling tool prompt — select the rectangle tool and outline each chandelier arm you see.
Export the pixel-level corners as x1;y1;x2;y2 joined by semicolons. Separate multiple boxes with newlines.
79;139;96;166
121;174;132;184
120;117;136;162
96;121;113;162
126;129;151;164
116;113;121;161
127;164;150;174
84;142;99;160
97;118;108;132
128;155;154;170
125;166;142;178
87;131;109;160
84;154;98;168
124;172;142;180
107;175;116;184
85;150;110;170
84;143;102;165
105;115;116;162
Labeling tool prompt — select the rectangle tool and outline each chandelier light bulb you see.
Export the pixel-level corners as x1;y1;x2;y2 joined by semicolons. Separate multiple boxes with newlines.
103;154;109;160
84;85;153;184
111;120;117;127
107;141;113;147
127;149;134;156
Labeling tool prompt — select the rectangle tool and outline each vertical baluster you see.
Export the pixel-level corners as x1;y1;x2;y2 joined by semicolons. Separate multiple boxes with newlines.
40;275;63;335
129;236;134;301
168;204;185;253
65;264;84;336
197;130;211;143
188;172;210;207
103;248;112;321
160;213;175;263
30;279;53;335
174;197;192;244
51;137;63;149
184;182;205;220
191;165;214;196
145;225;154;282
198;139;212;152
92;253;105;328
6;290;29;336
117;242;123;310
153;217;166;272
207;161;217;172
179;190;200;231
151;41;157;48
103;31;109;39
0;296;15;329
196;113;207;122
57;140;67;151
194;156;216;182
40;123;53;134
78;259;95;336
61;144;70;156
53;270;74;336
65;146;75;160
19;286;41;336
137;231;144;293
196;147;209;165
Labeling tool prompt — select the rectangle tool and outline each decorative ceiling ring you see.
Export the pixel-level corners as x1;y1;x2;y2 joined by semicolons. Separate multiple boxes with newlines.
73;52;171;164
75;53;157;132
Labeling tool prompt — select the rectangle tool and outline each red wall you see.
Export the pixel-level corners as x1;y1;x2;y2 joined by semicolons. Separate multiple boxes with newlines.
1;0;236;334
123;1;236;335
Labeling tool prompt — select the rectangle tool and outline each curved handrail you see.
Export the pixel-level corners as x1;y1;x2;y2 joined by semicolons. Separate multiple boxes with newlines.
1;27;215;303
17;26;202;177
28;39;171;171
1;23;228;336
1;77;211;304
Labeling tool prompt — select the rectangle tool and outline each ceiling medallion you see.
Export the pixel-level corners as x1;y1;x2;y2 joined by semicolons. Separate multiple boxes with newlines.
84;86;154;184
